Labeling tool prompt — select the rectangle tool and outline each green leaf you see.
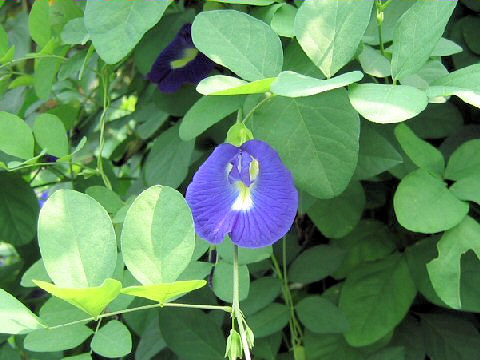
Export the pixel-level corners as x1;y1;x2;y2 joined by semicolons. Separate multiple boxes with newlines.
394;169;468;234
445;139;480;181
213;261;249;302
21;260;51;287
209;0;274;5
406;103;463;140
294;0;373;78
120;280;206;303
39;297;88;327
248;303;289;338
339;254;416;346
38;189;117;288
333;220;396;279
90;320;132;358
282;40;324;78
394;123;445;176
179;95;244;141
192;10;283;81
216;237;272;265
33;113;69;158
240;277;282;316
0;172;39;246
357;45;391;78
144;125;194;188
450;176;480;205
0;26;9;58
120;186;195;284
271;71;363;97
296;296;349;334
196;76;275;96
0;289;44;334
24;325;93;352
431;37;463;57
85;186;124;214
391;0;457;80
354;123;403;180
0;111;34;159
348;84;428;124
463;16;480;55
28;0;51;48
61;18;89;45
427;217;480;309
399;59;449;92
33;279;122;317
270;4;296;38
34;39;67;99
250;90;360;198
84;0;172;64
421;314;480;360
304;332;363;360
307;181;365;239
289;245;345;284
158;308;225;360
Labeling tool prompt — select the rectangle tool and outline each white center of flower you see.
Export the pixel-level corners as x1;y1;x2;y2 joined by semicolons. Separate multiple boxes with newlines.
231;182;254;211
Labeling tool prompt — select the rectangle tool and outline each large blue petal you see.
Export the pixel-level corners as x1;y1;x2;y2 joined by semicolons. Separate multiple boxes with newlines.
232;140;298;247
186;140;298;248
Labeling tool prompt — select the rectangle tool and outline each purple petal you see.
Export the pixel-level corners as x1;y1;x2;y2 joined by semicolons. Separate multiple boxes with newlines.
186;140;298;248
147;24;215;93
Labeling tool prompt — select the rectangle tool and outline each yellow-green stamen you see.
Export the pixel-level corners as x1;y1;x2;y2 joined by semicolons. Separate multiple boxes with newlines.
170;48;199;69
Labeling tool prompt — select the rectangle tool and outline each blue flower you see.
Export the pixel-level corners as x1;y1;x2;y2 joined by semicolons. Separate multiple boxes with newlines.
147;24;215;93
38;191;49;208
186;140;298;248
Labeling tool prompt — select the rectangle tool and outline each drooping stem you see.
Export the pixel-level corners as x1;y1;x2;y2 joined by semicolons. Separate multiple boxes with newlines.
46;302;232;331
233;245;252;360
242;94;275;125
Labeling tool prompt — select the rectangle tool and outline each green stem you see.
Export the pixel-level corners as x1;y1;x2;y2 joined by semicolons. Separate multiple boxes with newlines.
0;54;66;72
376;2;386;58
46;302;232;331
242;94;275;125
97;66;112;190
233;245;252;360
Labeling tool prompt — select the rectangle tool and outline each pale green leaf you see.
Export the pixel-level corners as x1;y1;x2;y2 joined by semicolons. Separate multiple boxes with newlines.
38;190;117;288
24;325;92;352
0;111;34;159
394;123;445;176
432;37;463;57
196;75;275;96
84;0;173;64
21;260;51;287
250;90;360;198
33;279;122;317
120;186;195;284
270;4;296;38
393;169;469;233
91;320;132;358
208;0;273;5
120;280;206;303
0;289;44;334
357;45;391;78
33;113;69;158
339;254;416;346
391;0;456;79
192;10;283;81
271;71;363;97
213;261;249;302
450;175;480;205
348;84;428;124
427;217;480;309
85;186;124;214
216;237;272;265
28;0;51;48
294;0;373;78
61;18;89;45
179;95;244;140
445;139;480;181
240;277;282;316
